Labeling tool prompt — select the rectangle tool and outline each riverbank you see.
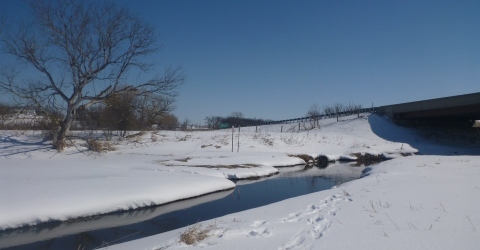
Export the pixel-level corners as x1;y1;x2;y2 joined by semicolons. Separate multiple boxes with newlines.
108;155;480;250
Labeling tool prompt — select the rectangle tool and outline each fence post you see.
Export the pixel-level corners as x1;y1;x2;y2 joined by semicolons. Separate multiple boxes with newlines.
281;126;283;133
237;126;240;152
231;126;234;152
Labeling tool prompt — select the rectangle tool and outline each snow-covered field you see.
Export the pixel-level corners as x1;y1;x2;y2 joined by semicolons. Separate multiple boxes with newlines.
1;114;479;249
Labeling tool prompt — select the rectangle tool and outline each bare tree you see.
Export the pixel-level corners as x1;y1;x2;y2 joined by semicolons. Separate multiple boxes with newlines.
210;116;223;129
204;116;216;129
307;104;322;128
353;103;363;117
344;102;362;115
0;0;185;150
101;91;138;137
323;105;335;118
229;112;244;119
136;94;175;129
0;102;13;128
333;103;344;121
227;112;245;127
159;113;179;130
180;118;191;131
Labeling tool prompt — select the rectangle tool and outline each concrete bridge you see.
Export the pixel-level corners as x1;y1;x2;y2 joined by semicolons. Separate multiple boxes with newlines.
376;92;480;125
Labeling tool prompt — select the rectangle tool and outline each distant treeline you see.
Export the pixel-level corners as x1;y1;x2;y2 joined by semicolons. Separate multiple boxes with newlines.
0;94;180;135
205;113;274;129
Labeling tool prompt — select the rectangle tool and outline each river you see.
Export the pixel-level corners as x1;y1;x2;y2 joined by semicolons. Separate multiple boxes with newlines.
0;162;366;250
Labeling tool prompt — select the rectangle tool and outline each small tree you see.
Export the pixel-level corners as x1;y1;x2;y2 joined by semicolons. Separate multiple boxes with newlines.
230;112;244;119
333;103;344;122
204;116;216;129
307;104;322;128
136;94;175;129
0;102;13;128
227;112;245;127
180;118;191;131
212;116;223;129
101;91;138;137
354;103;363;117
159;113;179;130
323;105;334;118
0;0;184;150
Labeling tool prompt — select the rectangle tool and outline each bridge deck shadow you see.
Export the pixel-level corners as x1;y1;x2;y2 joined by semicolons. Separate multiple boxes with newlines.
368;114;480;156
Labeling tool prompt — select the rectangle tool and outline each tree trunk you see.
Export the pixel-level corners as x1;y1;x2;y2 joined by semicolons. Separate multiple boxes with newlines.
55;107;75;151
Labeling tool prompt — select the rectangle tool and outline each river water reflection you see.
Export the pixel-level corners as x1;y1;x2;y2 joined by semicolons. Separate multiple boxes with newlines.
1;162;365;250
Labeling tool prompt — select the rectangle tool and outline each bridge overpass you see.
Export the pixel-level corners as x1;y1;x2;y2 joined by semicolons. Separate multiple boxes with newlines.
376;92;480;125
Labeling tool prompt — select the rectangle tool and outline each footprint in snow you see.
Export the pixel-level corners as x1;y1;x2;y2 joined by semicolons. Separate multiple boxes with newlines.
310;219;332;239
307;215;323;224
278;233;306;250
247;227;270;237
282;211;303;223
251;220;267;227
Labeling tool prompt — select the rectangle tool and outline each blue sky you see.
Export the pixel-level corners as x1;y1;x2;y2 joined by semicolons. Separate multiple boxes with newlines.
2;0;479;124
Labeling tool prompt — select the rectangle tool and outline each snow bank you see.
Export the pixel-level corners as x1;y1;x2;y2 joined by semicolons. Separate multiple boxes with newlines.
106;155;480;250
0;160;235;230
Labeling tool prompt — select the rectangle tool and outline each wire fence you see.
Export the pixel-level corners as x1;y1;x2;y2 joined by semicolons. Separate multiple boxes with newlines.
231;107;378;128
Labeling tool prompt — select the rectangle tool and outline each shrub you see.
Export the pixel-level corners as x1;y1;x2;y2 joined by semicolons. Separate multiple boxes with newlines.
86;139;116;153
86;139;103;153
179;223;213;245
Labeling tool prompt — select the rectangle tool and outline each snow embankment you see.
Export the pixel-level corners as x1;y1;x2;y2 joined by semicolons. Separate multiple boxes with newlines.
107;155;480;250
0;159;235;230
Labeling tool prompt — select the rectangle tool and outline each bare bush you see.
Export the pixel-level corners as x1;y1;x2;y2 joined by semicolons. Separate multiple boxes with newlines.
86;139;116;153
86;139;103;153
180;223;213;245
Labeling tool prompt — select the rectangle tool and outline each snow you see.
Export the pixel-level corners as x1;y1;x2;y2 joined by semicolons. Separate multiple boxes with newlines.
0;160;235;230
108;155;480;250
1;114;479;249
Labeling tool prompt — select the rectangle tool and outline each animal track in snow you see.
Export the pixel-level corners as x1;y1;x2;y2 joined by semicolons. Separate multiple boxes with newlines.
278;231;306;250
216;192;352;249
310;219;332;239
251;220;267;227
247;227;270;237
282;211;303;223
307;215;323;224
279;192;351;249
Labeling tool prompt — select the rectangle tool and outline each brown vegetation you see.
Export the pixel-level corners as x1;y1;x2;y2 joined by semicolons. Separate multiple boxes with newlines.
288;154;314;163
179;223;214;245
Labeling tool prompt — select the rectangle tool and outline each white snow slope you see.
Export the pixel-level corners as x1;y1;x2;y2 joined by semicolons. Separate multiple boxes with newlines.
109;156;480;250
1;114;479;250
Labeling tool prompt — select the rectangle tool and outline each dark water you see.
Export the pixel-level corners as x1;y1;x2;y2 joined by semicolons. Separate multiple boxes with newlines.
0;163;365;250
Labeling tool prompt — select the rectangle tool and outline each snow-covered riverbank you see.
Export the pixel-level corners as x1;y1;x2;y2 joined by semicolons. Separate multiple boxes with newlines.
108;155;480;250
1;114;479;249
